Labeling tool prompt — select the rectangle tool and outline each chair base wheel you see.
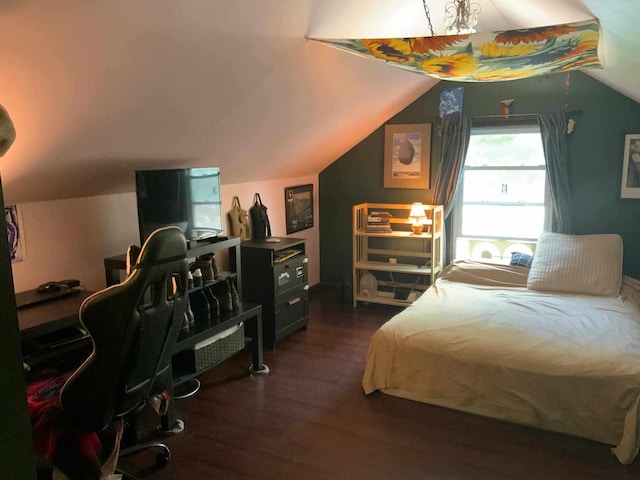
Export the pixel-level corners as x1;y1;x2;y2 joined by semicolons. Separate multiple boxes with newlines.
156;451;170;467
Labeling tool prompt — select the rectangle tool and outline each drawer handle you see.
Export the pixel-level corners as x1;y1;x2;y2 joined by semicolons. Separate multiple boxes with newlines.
288;297;301;306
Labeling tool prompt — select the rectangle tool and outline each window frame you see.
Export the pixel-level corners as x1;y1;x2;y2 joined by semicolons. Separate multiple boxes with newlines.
452;121;552;260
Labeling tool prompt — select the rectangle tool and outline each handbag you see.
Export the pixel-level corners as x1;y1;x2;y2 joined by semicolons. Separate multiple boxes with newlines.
227;196;251;241
249;193;272;240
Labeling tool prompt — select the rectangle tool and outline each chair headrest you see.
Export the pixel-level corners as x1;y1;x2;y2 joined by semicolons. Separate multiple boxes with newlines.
132;226;187;270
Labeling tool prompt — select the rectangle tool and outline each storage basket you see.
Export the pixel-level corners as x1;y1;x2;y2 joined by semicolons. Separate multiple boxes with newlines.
175;323;245;374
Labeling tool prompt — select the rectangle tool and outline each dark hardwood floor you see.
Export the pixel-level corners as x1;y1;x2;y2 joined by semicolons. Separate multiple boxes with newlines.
122;286;640;479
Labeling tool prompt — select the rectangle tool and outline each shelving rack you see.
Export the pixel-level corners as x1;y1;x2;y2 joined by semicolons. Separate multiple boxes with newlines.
353;203;443;307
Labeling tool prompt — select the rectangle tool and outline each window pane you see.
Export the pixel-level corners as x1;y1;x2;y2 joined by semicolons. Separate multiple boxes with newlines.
461;204;545;239
465;132;545;167
463;170;546;203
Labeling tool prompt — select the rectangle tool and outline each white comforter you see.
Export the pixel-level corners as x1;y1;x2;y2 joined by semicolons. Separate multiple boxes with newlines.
362;260;640;464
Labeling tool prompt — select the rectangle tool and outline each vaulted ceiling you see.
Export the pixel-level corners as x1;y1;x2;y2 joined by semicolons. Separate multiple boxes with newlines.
0;0;637;204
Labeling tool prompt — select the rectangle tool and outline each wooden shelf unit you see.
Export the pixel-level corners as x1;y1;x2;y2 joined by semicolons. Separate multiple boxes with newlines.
353;203;443;307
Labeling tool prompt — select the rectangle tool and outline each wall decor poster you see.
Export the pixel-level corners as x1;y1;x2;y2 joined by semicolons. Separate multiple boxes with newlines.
621;134;640;199
5;204;24;262
285;184;314;234
439;87;463;117
384;123;431;189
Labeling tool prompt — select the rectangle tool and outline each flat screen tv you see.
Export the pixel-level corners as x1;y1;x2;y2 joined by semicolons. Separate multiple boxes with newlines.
135;167;223;243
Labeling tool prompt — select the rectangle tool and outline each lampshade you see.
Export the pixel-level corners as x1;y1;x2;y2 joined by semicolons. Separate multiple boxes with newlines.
408;203;427;222
408;203;428;234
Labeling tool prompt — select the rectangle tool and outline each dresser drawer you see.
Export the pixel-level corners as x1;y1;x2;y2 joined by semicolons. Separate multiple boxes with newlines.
275;282;308;306
274;255;308;297
274;293;308;337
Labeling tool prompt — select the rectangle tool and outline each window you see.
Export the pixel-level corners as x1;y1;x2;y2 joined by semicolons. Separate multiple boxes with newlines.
453;123;551;262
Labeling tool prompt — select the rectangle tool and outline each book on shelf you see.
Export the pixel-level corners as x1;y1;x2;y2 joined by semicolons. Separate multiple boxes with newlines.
366;210;392;233
368;211;391;220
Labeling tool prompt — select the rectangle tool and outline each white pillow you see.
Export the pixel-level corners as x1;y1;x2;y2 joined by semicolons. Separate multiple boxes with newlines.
527;232;623;296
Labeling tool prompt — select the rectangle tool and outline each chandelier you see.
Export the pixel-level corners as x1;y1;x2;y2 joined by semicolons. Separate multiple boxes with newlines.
444;0;481;35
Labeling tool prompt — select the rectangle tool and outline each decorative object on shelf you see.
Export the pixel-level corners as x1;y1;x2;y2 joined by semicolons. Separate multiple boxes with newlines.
203;287;221;320
195;253;218;282
228;277;240;309
359;272;378;298
620;134;640;199
444;0;481;35
185;302;195;328
249;193;272;239
285;184;314;234
384;124;432;189
211;281;233;313
190;289;210;322
227;196;251;241
408;203;429;235
310;19;601;82
192;268;203;287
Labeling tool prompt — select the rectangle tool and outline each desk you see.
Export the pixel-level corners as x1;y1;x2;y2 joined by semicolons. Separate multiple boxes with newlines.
18;289;94;340
19;290;95;371
18;288;267;433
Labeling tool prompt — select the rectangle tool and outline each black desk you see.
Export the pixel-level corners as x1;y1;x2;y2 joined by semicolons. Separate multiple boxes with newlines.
18;289;93;337
18;289;95;371
17;288;267;432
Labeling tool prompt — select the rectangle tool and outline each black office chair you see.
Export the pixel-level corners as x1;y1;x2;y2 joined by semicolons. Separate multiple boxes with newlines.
59;226;189;477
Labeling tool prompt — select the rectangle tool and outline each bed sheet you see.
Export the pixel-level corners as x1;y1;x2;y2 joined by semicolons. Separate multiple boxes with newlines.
362;260;640;464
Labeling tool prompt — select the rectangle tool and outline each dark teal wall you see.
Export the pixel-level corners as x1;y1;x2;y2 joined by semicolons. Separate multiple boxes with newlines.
319;71;640;286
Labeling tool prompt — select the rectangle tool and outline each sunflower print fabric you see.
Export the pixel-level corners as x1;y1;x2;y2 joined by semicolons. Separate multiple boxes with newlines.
312;20;601;82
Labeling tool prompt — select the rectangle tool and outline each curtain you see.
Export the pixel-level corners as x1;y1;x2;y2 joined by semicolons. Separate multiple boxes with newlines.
432;114;471;265
538;112;575;234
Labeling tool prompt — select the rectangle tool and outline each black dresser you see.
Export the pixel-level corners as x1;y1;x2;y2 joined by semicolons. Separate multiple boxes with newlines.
240;237;308;348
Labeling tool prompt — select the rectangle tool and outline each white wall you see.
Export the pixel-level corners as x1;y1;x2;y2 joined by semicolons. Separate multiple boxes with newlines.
10;175;319;293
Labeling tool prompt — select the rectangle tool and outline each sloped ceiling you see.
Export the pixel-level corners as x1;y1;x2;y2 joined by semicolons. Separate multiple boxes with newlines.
0;0;637;204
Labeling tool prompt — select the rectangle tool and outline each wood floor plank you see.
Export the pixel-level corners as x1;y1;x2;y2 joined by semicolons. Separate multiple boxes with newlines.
121;286;640;479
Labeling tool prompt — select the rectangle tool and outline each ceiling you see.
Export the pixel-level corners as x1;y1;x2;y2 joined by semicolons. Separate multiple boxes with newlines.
0;0;638;204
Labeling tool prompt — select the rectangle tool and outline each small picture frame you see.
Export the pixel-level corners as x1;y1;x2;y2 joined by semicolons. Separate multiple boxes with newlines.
384;123;432;189
621;134;640;199
285;184;314;234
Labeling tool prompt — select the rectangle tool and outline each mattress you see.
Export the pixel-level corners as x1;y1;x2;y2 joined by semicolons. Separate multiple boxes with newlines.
362;260;640;464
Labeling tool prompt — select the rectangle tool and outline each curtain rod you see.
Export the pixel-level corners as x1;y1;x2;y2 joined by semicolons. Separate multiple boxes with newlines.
435;108;582;121
470;109;582;120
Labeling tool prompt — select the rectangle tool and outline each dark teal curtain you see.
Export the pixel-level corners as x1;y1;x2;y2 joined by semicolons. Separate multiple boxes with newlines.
538;112;575;234
432;115;471;264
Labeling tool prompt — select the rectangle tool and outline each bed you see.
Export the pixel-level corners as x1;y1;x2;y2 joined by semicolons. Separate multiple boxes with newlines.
362;232;640;464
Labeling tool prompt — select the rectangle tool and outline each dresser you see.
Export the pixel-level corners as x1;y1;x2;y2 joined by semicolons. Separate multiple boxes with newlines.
240;237;308;348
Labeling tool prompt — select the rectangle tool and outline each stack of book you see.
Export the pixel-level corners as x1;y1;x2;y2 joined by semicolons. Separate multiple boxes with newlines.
366;211;392;233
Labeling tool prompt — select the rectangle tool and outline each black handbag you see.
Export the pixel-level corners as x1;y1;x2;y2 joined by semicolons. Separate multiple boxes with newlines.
249;193;272;239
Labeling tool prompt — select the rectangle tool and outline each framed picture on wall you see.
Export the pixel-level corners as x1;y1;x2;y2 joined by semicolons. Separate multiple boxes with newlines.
383;123;432;189
285;184;314;234
621;134;640;199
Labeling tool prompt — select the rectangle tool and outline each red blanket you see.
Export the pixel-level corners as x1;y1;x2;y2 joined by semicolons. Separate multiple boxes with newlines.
27;371;122;480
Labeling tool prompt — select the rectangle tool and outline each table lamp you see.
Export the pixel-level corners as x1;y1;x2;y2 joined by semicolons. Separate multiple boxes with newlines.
408;203;428;235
